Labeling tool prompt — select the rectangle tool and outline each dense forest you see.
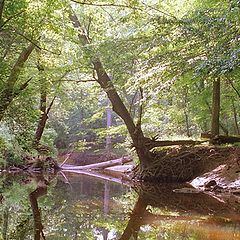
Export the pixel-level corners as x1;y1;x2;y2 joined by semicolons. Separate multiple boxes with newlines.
0;0;239;179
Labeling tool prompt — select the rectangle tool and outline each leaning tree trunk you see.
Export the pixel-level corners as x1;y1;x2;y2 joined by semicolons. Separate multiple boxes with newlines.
0;43;35;122
69;10;153;167
211;78;220;137
33;89;48;147
33;92;56;148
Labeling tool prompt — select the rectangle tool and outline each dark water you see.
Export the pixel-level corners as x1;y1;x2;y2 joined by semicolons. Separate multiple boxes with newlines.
0;172;240;240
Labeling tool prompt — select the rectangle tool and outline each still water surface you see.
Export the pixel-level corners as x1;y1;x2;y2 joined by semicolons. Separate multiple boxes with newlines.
0;172;239;240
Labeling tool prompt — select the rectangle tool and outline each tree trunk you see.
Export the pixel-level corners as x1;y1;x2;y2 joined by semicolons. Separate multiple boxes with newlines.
195;82;228;135
2;207;8;240
232;99;240;135
0;0;4;26
33;90;48;147
182;87;191;137
211;78;220;137
102;182;110;240
69;9;152;166
0;43;35;121
106;99;112;154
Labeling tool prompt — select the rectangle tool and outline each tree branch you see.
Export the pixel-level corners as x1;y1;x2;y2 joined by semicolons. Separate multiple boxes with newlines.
46;96;56;115
57;79;96;83
10;29;61;55
14;77;33;97
0;10;25;29
227;77;240;99
141;2;177;19
70;0;142;10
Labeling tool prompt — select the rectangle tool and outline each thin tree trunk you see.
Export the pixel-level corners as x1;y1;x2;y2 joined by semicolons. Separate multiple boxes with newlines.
102;182;110;240
106;99;112;154
0;0;4;25
0;43;35;121
184;109;191;137
2;207;8;240
33;90;48;146
232;99;240;135
195;82;228;135
183;87;191;137
211;78;220;136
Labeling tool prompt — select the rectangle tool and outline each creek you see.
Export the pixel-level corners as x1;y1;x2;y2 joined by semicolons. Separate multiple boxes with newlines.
0;172;239;240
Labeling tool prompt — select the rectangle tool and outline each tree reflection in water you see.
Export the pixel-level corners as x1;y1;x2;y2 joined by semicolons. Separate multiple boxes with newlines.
120;183;240;240
29;174;48;240
0;174;240;239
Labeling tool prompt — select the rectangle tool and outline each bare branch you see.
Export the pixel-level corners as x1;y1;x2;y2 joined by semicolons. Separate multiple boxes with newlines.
227;77;240;99
70;0;142;10
58;79;96;83
141;2;177;19
14;77;33;97
10;29;61;55
86;16;92;39
0;10;25;29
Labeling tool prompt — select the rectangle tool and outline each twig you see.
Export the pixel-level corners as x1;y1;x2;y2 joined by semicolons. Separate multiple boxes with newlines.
59;171;72;190
59;149;74;167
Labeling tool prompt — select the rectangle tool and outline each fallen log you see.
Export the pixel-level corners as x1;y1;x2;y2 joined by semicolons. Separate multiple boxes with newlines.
60;169;132;187
211;135;240;144
148;139;206;149
60;156;132;171
201;133;240;144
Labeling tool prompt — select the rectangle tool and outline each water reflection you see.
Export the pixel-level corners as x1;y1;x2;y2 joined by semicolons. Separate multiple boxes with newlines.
29;174;48;240
120;183;240;240
0;173;239;239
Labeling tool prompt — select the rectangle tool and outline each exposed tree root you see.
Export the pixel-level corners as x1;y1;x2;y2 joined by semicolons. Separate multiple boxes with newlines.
134;146;238;182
